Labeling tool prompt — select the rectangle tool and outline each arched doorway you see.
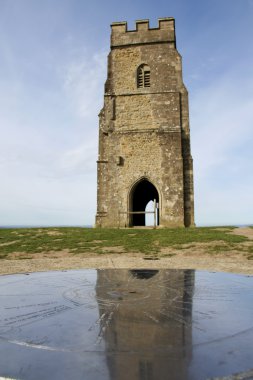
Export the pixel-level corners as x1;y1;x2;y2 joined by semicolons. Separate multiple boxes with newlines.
129;179;159;226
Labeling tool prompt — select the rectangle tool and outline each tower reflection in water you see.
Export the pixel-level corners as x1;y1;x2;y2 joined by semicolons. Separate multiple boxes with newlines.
96;269;195;380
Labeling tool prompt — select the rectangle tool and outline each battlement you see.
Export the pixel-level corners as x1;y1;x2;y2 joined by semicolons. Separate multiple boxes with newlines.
111;18;176;48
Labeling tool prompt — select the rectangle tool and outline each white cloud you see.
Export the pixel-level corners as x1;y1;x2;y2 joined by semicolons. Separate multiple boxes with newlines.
192;76;253;172
191;69;253;225
59;141;97;173
62;49;107;119
0;48;107;226
0;5;252;227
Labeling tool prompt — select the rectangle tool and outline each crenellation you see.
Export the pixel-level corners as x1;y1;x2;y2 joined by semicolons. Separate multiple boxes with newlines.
111;18;175;33
135;19;149;31
111;17;176;48
158;17;175;30
111;21;127;32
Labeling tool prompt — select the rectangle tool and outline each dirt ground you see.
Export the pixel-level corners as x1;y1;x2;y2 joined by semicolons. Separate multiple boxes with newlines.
1;227;253;276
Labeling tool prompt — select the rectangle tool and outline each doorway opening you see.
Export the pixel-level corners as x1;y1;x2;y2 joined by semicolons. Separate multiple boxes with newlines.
129;179;159;227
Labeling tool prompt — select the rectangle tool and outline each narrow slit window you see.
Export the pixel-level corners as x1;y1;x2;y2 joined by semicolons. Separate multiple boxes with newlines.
137;64;150;88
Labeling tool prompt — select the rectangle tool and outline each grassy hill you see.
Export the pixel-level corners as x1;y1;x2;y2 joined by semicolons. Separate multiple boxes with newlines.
1;226;252;260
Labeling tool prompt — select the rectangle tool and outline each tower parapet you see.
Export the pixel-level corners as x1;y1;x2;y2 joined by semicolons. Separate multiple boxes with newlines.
111;18;176;48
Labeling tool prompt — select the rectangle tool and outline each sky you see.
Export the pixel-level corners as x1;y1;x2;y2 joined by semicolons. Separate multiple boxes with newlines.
0;0;252;227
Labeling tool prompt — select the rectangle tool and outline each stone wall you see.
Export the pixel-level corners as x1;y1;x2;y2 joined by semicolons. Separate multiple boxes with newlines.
96;18;194;227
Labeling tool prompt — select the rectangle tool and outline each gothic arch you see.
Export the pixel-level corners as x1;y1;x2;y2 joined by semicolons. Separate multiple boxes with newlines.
128;177;160;226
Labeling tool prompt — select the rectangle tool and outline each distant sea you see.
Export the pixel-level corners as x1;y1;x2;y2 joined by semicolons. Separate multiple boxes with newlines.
0;225;93;229
198;224;252;228
0;224;251;229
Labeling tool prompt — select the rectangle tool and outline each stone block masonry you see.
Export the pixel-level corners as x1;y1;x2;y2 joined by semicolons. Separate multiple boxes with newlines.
96;18;194;227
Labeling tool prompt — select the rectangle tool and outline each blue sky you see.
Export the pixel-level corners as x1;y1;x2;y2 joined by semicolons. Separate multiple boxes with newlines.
0;0;252;227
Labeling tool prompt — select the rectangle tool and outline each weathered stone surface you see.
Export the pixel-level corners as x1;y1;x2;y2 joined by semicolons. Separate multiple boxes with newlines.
96;18;194;227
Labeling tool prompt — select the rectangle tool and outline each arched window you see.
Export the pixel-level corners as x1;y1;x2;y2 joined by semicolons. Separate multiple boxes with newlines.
137;64;150;88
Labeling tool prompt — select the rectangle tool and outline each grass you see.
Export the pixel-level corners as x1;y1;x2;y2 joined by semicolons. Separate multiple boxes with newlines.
0;226;248;259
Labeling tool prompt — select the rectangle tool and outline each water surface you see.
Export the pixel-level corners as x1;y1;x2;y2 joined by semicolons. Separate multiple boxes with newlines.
0;269;253;380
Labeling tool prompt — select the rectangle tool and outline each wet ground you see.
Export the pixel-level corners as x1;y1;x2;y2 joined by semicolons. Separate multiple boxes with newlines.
0;269;253;380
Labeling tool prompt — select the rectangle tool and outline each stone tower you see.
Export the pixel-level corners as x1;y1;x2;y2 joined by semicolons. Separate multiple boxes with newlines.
96;269;194;379
96;18;194;228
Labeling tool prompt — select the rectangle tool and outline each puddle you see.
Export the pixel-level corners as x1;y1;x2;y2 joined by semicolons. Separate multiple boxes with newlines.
0;269;253;379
